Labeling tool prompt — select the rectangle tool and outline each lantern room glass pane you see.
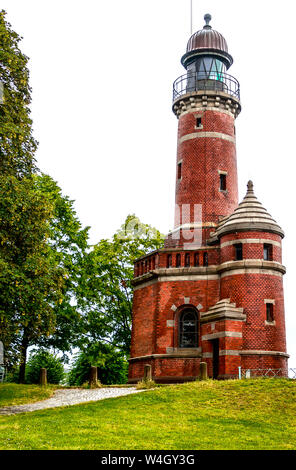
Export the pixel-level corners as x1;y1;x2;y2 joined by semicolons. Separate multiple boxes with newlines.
186;57;226;93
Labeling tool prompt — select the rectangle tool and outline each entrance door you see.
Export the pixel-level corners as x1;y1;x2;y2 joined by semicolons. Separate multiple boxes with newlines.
212;339;219;379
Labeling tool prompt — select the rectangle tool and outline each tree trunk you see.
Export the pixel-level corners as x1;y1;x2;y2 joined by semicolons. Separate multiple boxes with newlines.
19;331;29;384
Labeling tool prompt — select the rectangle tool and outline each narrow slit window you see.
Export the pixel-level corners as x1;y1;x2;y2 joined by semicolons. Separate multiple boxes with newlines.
234;243;243;260
220;173;227;191
151;257;155;270
185;253;190;267
263;243;272;261
196;117;202;128
194;253;200;267
178;162;182;180
203;252;208;267
266;303;274;322
176;253;181;268
167;254;172;268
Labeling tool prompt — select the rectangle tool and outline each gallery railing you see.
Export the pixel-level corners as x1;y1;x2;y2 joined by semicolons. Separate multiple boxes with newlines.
173;71;240;102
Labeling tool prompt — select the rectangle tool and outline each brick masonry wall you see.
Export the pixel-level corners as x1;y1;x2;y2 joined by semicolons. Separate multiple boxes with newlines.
175;109;238;228
129;278;220;381
130;283;159;358
201;319;244;377
221;273;286;353
220;232;282;264
130;224;287;381
241;355;288;375
129;357;201;383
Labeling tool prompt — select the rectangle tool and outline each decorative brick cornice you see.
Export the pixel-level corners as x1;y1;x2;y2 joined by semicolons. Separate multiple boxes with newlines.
132;266;219;289
172;90;241;119
178;131;235;145
240;350;289;358
132;260;286;289
217;259;286;275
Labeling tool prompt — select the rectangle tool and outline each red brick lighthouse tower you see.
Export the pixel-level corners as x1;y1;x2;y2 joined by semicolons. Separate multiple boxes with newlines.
128;15;289;382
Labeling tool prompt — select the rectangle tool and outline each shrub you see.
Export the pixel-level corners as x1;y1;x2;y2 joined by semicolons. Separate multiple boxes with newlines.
25;349;65;384
68;343;128;386
136;379;156;390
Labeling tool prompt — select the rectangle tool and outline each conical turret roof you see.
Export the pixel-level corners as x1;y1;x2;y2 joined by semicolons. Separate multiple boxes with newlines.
214;181;284;239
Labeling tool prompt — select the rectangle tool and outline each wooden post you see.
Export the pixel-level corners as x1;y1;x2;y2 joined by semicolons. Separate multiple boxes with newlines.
143;364;152;382
40;368;47;386
89;366;98;388
200;362;208;380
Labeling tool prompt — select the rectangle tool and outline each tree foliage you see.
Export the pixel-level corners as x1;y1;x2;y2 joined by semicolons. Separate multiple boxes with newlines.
68;343;128;386
79;215;164;355
0;10;37;177
0;11;90;379
25;349;65;384
0;175;64;375
33;174;90;357
0;174;90;374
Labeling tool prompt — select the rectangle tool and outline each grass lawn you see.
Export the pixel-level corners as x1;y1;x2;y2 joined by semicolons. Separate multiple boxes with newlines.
0;378;295;450
0;383;58;407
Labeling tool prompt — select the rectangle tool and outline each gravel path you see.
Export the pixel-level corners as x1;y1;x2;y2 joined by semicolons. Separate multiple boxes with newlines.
0;387;142;415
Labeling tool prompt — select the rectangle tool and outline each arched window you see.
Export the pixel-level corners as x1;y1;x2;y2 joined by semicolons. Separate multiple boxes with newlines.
179;308;199;348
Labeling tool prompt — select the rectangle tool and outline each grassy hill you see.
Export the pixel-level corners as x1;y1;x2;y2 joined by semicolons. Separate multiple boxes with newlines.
0;378;295;450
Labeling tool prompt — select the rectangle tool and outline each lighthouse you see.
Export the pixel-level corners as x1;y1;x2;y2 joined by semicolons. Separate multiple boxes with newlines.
128;15;288;382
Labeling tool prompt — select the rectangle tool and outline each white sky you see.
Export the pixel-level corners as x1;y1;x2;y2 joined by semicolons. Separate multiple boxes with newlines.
2;0;296;369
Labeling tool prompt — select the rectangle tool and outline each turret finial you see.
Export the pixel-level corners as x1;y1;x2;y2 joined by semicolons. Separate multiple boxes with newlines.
247;180;254;193
204;13;212;28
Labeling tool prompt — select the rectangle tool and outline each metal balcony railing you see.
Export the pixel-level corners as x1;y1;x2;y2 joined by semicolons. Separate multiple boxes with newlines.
173;71;240;102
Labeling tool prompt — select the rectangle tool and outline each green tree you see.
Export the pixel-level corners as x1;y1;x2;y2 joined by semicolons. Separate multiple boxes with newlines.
0;174;90;378
26;349;65;384
33;174;90;358
0;13;85;381
68;343;128;386
0;10;37;177
0;175;64;381
79;215;164;355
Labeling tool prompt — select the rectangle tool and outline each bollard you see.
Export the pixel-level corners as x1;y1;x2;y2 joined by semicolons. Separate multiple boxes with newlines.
238;366;242;380
200;362;208;380
40;368;47;386
143;364;152;382
89;366;98;388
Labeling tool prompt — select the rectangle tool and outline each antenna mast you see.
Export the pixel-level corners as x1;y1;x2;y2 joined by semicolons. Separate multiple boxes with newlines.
190;0;193;35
